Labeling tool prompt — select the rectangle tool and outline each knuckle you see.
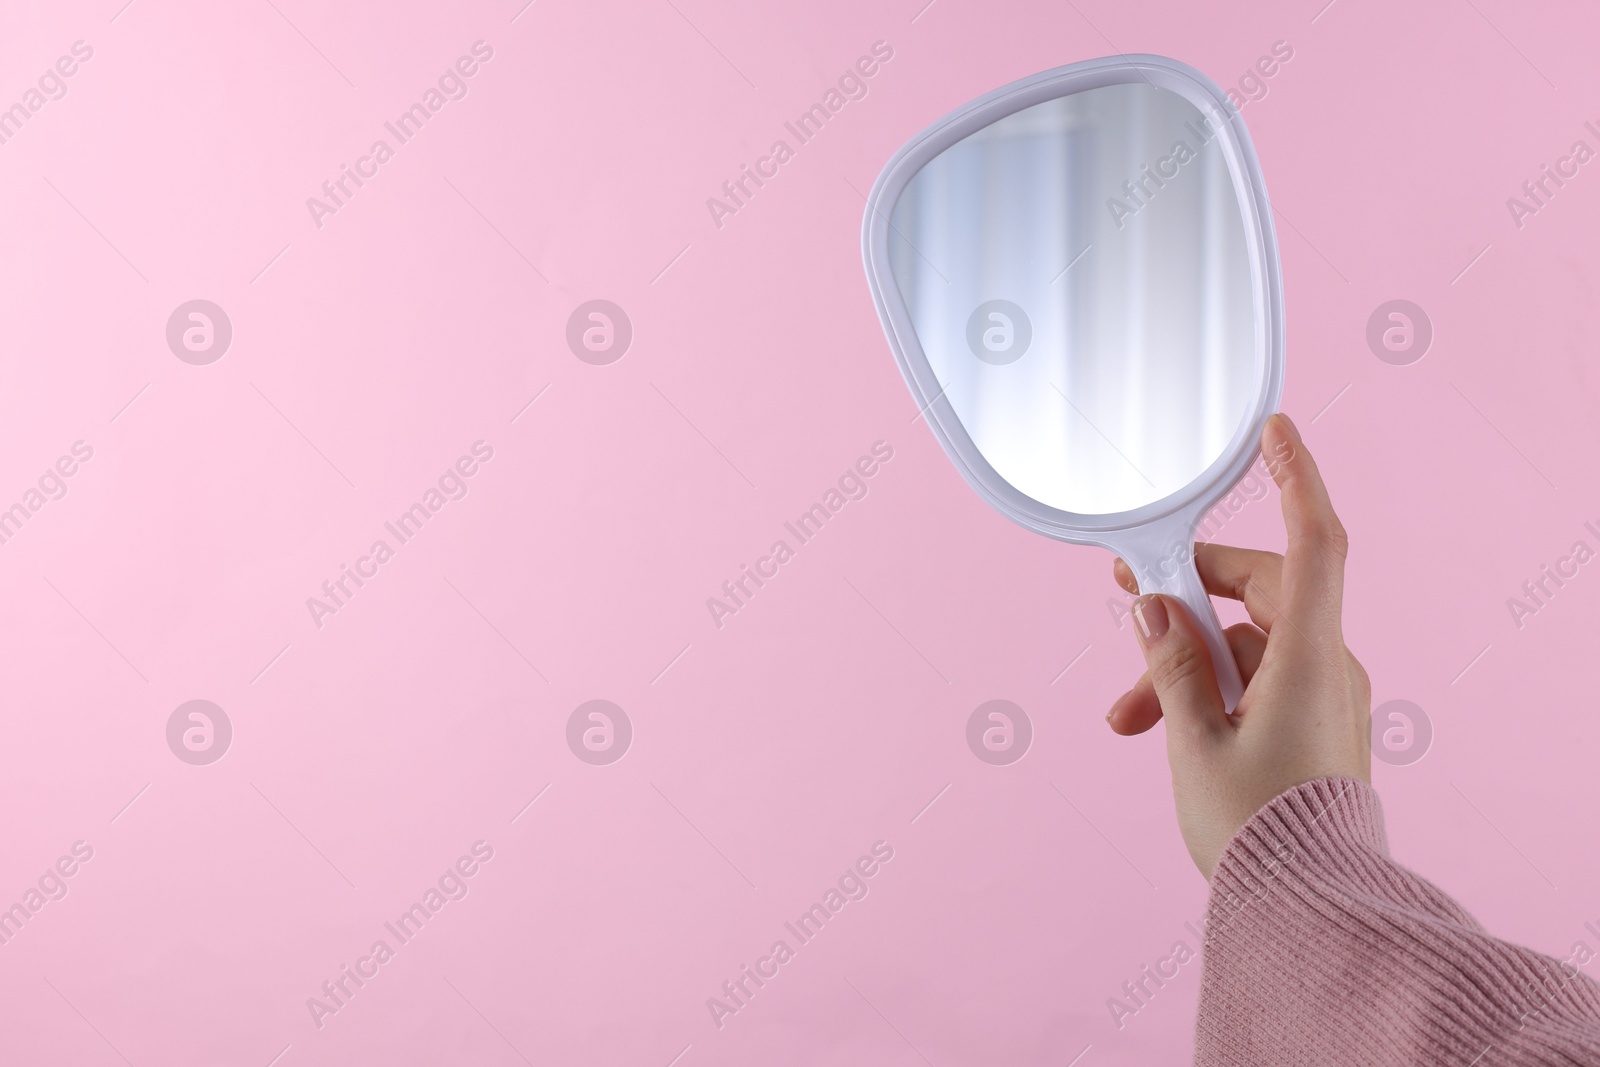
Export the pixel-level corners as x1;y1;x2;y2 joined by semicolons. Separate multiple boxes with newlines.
1237;554;1285;602
1297;517;1349;570
1152;641;1208;694
1241;586;1281;625
1320;516;1351;561
1312;511;1350;563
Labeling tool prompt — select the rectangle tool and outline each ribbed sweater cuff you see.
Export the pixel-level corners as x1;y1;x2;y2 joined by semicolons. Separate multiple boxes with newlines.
1195;776;1600;1066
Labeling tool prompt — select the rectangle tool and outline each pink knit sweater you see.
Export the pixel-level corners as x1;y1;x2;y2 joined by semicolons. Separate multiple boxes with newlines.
1195;777;1600;1065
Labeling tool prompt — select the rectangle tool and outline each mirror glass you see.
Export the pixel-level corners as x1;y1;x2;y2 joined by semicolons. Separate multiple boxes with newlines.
888;82;1258;517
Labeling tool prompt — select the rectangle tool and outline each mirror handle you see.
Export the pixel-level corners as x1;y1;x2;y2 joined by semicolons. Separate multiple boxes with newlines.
1160;549;1245;715
1112;523;1246;715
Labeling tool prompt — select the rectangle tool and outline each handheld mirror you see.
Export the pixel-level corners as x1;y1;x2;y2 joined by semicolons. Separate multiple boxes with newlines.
861;55;1284;713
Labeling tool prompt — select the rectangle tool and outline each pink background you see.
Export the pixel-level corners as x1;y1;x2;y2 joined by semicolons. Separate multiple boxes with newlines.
2;0;1598;1063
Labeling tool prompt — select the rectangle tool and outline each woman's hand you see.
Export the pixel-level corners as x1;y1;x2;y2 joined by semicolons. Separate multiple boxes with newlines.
1106;413;1371;879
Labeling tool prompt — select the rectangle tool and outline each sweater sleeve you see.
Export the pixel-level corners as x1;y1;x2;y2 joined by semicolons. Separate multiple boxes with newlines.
1194;777;1600;1066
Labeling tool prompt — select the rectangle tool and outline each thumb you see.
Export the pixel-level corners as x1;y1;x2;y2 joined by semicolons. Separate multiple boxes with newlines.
1131;594;1228;740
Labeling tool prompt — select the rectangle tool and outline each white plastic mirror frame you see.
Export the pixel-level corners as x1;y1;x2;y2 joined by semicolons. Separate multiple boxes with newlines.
861;54;1285;713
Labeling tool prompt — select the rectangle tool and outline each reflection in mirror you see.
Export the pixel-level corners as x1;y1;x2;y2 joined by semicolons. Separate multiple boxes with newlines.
889;82;1258;517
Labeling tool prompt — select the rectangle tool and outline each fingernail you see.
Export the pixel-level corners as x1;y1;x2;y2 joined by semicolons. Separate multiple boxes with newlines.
1133;595;1169;643
1113;558;1137;594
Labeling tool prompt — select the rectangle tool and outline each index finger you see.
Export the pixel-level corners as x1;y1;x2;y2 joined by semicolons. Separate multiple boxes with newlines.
1116;545;1289;635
